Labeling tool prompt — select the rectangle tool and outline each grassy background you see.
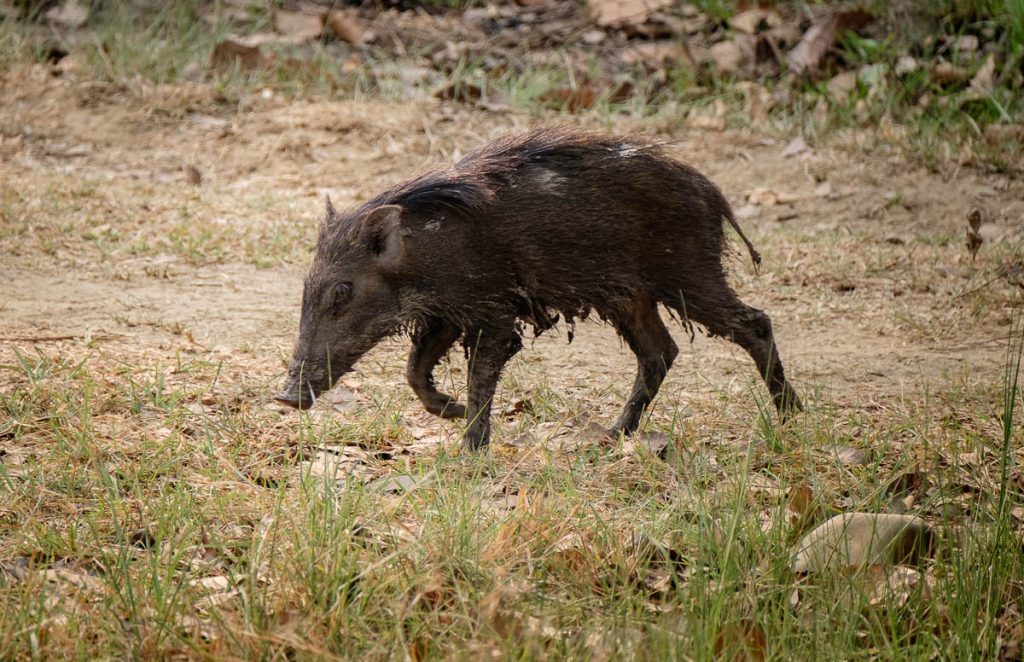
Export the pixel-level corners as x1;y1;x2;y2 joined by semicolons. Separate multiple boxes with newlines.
3;0;1023;169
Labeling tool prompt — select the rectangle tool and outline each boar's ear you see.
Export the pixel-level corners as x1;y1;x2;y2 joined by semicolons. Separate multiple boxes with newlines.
324;195;337;219
361;205;405;268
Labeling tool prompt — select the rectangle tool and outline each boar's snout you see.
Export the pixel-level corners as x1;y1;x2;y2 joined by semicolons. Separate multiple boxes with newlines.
274;366;324;410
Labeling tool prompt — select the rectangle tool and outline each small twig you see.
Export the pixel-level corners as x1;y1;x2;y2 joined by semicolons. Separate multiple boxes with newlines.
953;274;1006;300
0;333;123;343
937;337;1011;352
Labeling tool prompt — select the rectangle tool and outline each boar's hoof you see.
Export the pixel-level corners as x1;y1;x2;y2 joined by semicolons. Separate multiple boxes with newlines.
274;392;315;410
420;394;467;419
776;386;804;420
436;400;467;419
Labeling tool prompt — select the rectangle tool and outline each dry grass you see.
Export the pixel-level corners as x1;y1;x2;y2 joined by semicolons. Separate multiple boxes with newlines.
2;330;1022;659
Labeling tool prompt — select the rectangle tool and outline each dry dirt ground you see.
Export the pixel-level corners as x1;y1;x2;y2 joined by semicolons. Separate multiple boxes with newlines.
2;63;1023;442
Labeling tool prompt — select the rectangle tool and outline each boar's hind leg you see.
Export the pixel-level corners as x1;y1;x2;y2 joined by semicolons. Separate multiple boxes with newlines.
688;295;803;417
463;322;522;450
608;294;679;438
407;319;467;419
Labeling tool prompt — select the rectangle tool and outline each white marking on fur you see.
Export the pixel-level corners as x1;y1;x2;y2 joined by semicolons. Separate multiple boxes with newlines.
532;168;565;192
618;143;639;157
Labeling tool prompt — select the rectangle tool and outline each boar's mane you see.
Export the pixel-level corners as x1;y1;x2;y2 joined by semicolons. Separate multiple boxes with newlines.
364;171;492;218
325;128;667;238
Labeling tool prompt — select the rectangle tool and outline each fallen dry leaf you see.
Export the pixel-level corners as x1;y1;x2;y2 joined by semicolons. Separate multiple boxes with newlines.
966;208;983;261
683;12;709;34
327;9;367;47
302;447;367;485
274;10;324;41
731;8;781;36
735;81;773;122
45;0;88;27
434;81;484;104
587;0;673;28
686;98;728;130
748;187;800;206
372;474;419;495
997;603;1024;660
621;41;686;70
780;136;810;158
209;39;266;72
184;165;202;186
969;54;996;93
787;484;815;517
501;398;533;420
540;85;597;112
865;564;932;608
828;70;858;103
1;557;30;583
621;431;672;458
40;567;104;593
129;526;157;549
539;81;632;112
710;37;755;77
895;55;919;76
833;445;869;466
952;34;980;56
788;9;873;76
191;575;230;592
931;61;971;86
984;123;1024;145
322;387;358;413
884;468;931;500
714;620;767;661
785;483;820;537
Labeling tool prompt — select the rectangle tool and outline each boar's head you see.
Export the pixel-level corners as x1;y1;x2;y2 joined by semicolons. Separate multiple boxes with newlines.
275;201;407;409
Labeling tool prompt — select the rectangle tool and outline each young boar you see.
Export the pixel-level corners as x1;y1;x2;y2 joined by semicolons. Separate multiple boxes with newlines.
276;128;802;449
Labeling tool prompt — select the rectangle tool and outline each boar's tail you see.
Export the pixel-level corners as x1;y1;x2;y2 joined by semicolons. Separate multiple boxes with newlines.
724;211;762;274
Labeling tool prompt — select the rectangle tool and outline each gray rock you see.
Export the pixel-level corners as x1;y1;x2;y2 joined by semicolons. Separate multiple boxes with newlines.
792;513;935;573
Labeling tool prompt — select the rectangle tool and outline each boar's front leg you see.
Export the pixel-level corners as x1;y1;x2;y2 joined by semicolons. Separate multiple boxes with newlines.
463;321;522;450
608;293;679;438
407;319;467;419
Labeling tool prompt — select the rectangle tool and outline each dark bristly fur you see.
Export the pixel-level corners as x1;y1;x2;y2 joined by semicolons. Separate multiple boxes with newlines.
277;128;803;449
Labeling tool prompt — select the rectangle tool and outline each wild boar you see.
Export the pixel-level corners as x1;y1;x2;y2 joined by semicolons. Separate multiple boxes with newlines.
275;128;802;449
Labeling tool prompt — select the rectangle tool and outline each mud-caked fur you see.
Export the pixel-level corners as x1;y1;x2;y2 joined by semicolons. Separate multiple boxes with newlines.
276;128;803;449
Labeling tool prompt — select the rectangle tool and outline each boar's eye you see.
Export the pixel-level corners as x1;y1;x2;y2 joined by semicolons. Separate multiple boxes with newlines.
332;282;353;313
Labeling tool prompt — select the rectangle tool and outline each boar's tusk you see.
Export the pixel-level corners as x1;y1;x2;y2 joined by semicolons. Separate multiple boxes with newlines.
306;379;317;408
